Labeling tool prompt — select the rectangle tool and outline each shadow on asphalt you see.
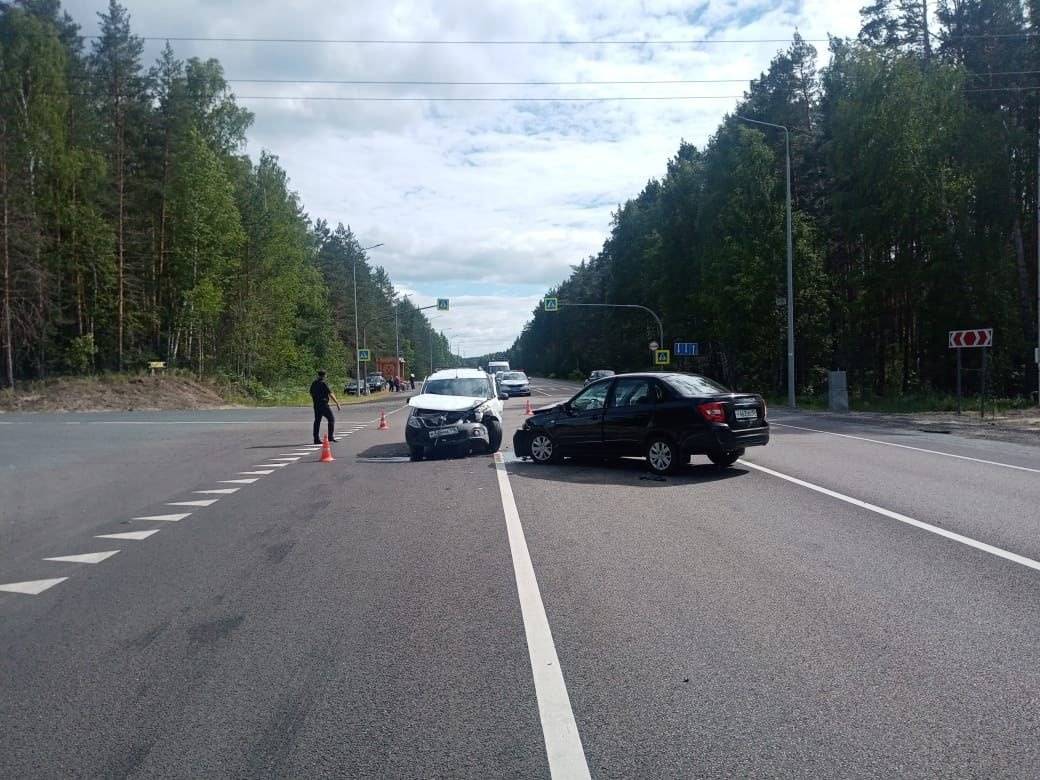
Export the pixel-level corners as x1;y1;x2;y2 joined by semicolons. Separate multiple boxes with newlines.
503;456;749;487
357;442;494;462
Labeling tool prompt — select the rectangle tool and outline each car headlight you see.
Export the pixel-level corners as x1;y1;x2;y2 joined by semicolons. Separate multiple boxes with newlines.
407;415;422;428
470;402;491;422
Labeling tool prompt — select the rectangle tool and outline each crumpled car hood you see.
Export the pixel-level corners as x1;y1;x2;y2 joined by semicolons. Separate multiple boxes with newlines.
408;394;484;412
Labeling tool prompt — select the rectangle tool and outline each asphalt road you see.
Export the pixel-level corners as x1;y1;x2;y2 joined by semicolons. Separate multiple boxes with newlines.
2;380;1040;778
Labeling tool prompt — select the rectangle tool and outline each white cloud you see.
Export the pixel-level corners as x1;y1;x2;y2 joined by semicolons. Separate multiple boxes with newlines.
63;0;862;352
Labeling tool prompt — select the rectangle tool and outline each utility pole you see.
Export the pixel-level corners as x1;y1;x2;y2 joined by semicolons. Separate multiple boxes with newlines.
735;115;796;407
353;243;384;395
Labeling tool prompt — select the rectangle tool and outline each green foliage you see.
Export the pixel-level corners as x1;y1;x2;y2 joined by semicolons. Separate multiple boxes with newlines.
0;0;444;393
509;18;1040;400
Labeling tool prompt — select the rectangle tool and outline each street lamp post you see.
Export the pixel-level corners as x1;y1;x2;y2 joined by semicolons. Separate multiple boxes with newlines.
353;243;384;395
736;115;795;408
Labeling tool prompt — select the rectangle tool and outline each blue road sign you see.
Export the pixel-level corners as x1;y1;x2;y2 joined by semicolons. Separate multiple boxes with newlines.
674;342;699;357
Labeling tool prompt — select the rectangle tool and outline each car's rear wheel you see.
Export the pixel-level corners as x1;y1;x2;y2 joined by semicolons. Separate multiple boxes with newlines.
646;436;680;475
485;418;503;453
409;446;425;462
707;449;744;468
530;433;561;464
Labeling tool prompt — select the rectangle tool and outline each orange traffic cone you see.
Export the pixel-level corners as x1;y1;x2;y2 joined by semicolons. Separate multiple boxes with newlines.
378;410;389;430
319;433;335;462
524;399;534;416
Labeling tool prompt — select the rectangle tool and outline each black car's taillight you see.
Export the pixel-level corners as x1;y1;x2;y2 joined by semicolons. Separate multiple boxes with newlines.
697;401;726;423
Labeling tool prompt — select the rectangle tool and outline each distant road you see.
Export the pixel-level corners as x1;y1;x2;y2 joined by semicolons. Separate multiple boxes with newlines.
3;390;1040;776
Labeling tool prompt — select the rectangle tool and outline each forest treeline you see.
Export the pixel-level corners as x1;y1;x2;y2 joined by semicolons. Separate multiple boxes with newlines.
508;1;1040;400
0;0;449;390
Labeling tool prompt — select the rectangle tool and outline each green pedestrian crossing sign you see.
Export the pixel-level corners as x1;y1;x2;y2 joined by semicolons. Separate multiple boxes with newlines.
358;348;371;362
654;349;670;366
543;297;559;312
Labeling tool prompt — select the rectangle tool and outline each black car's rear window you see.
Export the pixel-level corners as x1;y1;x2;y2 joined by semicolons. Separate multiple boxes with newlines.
664;374;729;396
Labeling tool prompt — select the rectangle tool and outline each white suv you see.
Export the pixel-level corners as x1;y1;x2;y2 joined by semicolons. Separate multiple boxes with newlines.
405;368;507;460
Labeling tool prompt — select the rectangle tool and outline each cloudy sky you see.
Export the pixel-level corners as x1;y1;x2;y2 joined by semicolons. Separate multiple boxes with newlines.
64;0;861;357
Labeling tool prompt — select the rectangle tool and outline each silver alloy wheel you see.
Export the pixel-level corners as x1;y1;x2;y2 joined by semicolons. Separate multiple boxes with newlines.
648;440;672;472
531;434;553;462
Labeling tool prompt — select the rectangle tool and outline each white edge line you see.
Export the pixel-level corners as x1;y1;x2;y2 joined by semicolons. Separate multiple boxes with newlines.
739;459;1040;573
493;452;591;779
772;422;1040;474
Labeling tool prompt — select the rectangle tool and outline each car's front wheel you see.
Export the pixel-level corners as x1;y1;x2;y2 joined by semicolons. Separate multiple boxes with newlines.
485;418;503;453
529;432;561;464
409;446;425;462
707;449;744;468
646;436;681;475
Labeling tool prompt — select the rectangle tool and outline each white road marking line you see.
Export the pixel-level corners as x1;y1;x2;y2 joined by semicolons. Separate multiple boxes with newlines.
219;478;259;484
132;513;190;522
239;470;274;475
271;456;301;461
168;499;219;507
64;421;83;425
43;550;120;564
96;530;160;541
0;578;67;594
355;456;411;463
739;460;1040;573
194;488;239;495
772;421;1040;474
254;463;289;468
493;452;591;779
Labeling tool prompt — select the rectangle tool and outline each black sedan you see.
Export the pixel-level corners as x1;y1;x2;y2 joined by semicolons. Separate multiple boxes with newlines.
512;372;769;475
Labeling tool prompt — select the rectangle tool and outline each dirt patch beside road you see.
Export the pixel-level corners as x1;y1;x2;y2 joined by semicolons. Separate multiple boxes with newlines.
0;374;235;413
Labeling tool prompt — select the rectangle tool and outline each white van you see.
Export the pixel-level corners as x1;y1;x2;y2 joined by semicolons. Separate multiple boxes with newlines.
487;360;510;378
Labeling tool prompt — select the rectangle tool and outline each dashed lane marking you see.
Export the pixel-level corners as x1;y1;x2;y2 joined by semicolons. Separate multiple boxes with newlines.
194;488;239;495
239;470;274;475
493;452;591;779
772;421;1040;475
43;550;120;565
219;478;259;484
96;530;160;541
167;499;219;507
740;460;1040;574
132;513;191;522
254;463;289;468
271;456;301;462
0;578;67;595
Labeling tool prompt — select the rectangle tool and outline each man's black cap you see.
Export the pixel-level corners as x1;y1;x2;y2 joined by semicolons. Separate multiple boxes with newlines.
317;369;326;377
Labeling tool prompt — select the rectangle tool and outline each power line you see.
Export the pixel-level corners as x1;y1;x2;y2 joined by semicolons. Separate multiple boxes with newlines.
230;94;743;102
225;77;751;85
87;35;828;45
80;32;1040;45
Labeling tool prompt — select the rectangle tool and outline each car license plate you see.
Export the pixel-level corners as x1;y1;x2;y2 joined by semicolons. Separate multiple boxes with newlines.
734;408;758;420
430;426;459;438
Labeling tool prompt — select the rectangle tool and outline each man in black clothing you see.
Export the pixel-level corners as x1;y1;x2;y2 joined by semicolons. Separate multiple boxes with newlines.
309;370;341;444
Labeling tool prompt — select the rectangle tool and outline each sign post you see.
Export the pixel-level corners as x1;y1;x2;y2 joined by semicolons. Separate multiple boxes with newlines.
949;328;992;416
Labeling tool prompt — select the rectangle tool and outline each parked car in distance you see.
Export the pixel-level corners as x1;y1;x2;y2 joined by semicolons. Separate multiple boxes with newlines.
367;373;387;392
585;369;615;386
513;372;769;474
406;368;508;460
344;378;361;395
498;371;531;397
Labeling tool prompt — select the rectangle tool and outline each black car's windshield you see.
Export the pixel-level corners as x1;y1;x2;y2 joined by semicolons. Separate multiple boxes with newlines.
665;374;729;396
423;378;491;398
501;372;526;381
